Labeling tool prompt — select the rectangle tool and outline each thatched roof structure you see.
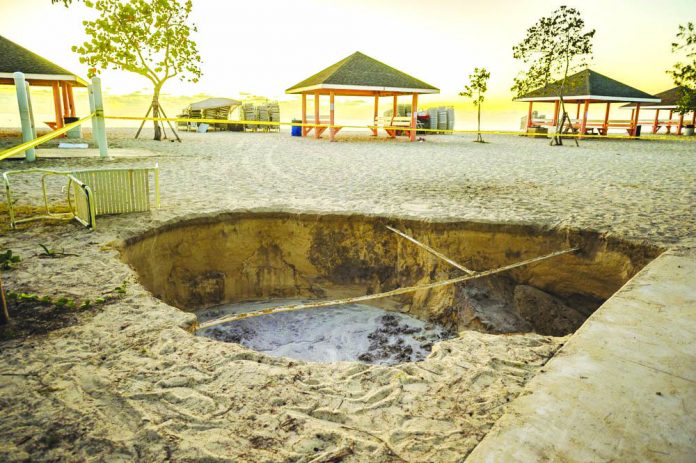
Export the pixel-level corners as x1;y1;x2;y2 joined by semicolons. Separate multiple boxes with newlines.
622;86;689;109
286;51;438;95
515;69;658;103
0;35;87;87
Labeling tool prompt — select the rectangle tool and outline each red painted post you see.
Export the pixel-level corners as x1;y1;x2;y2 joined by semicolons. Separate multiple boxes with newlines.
51;82;63;130
579;99;589;138
603;102;611;135
576;102;581;120
677;113;684;135
527;101;533;129
410;93;418;142
667;110;673;134
552;100;560;126
314;92;320;139
301;93;307;136
372;95;379;136
329;91;336;142
632;103;641;136
653;109;660;134
61;82;70;118
67;84;76;117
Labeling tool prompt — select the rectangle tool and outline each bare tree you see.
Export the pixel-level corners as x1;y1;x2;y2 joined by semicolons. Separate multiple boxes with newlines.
512;6;595;146
460;67;491;143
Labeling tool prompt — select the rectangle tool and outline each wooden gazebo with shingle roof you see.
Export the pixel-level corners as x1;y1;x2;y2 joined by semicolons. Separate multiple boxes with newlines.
622;87;695;135
0;35;87;131
516;69;659;136
286;51;439;141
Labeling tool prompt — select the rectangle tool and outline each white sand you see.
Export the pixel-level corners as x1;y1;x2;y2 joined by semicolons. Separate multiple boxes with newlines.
1;129;695;461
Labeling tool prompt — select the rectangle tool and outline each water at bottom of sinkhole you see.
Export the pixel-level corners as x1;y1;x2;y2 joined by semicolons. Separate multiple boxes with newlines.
196;300;453;365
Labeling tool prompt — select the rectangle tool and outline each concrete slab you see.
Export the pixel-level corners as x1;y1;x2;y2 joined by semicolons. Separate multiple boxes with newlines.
7;148;159;159
466;251;696;462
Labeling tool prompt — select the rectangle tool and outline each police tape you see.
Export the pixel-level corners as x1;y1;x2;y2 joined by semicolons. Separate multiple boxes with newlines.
104;115;696;141
0;113;96;161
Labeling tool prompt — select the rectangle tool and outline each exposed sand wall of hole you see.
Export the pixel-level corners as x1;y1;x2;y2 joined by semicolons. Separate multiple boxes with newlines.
120;212;662;336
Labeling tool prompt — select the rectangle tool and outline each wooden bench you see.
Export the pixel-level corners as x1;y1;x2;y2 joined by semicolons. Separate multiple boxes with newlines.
375;116;416;137
303;115;342;138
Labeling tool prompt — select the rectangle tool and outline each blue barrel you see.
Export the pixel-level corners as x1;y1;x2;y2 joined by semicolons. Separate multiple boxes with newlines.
291;120;302;137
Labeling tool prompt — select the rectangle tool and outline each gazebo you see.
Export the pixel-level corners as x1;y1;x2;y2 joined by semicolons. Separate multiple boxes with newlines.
0;35;87;131
286;51;439;141
516;69;659;136
622;87;695;135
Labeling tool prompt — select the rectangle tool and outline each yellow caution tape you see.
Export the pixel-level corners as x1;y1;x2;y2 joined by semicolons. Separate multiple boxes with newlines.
105;115;696;141
0;113;96;161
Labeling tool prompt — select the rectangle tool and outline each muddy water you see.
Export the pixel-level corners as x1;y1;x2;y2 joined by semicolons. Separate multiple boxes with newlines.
196;300;452;364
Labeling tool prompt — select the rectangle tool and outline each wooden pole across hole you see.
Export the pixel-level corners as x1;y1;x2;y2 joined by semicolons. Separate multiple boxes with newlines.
196;246;579;331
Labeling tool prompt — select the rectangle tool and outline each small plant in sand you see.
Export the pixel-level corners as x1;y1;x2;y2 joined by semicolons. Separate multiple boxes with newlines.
669;22;696;116
71;0;202;141
1;250;21;270
459;67;491;143
38;244;78;259
512;6;595;146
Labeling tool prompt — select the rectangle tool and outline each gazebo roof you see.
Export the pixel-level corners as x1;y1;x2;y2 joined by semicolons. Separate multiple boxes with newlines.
0;35;87;87
286;51;439;95
515;69;658;103
621;86;687;109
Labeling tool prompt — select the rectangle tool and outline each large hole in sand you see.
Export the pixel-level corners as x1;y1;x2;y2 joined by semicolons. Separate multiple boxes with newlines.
121;212;661;364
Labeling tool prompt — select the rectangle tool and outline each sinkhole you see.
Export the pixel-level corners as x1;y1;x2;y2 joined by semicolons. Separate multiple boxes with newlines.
121;212;661;364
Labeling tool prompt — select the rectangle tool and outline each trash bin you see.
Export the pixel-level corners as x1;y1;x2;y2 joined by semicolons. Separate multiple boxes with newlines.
291;119;302;137
64;116;82;138
197;123;209;133
635;125;642;137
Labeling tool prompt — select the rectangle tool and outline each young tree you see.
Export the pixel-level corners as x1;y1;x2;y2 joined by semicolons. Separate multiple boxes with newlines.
512;6;595;146
459;67;490;143
668;22;696;116
72;0;202;140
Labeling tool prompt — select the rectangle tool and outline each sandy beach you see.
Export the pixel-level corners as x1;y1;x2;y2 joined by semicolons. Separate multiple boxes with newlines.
1;130;695;462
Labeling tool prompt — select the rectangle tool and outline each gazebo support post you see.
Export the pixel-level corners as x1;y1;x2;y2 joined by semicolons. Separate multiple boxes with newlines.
61;82;70;119
653;109;660;134
372;95;379;136
603;102;610;135
301;93;307;137
51;82;64;130
575;103;580;121
579;99;589;138
667;110;673;134
692;112;696;128
13;72;36;162
388;95;397;138
314;92;320;139
677;113;684;135
526;102;533;130
552;101;560;127
329;91;336;142
410;93;418;142
67;84;76;117
631;103;641;137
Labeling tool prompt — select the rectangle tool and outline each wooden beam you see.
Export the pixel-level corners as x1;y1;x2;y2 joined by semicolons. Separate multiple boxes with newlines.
196;247;580;330
329;91;336;142
552;100;560;127
410;93;418;141
66;84;76;117
390;95;397;138
527;101;533;129
61;81;70;118
667;110;673;134
578;100;589;137
314;92;320;139
603;102;611;135
301;94;307;136
653;109;660;134
576;103;581;120
372;95;379;136
632;103;641;136
51;81;64;130
385;225;475;275
677;113;684;135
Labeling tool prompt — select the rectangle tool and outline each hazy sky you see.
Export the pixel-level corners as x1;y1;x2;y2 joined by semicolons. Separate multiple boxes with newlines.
0;0;692;128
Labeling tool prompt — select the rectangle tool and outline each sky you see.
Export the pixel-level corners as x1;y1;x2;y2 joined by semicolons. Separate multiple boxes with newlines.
0;0;692;129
